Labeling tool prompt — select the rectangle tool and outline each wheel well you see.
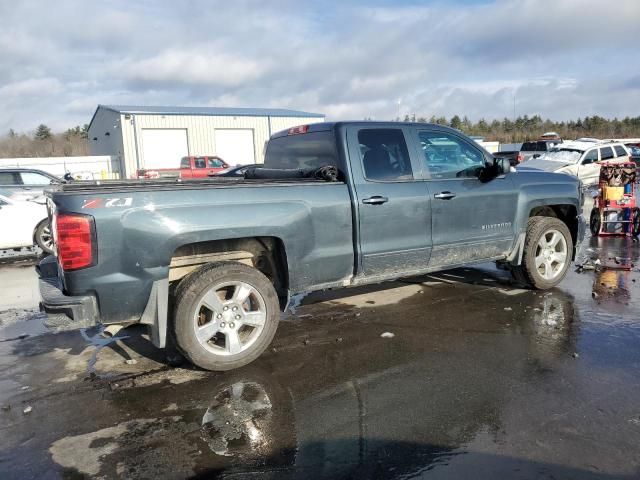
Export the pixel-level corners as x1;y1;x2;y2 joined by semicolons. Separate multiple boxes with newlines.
170;237;289;305
32;218;48;242
529;204;579;247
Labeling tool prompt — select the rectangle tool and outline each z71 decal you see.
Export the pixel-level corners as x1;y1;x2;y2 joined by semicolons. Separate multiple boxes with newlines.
82;197;133;209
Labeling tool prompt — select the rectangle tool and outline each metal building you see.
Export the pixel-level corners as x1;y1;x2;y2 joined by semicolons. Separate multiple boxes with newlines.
88;105;324;178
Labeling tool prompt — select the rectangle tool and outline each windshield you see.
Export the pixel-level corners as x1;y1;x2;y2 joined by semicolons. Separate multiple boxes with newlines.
539;148;583;163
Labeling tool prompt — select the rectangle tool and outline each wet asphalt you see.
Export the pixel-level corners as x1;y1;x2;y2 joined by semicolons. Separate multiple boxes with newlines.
1;227;640;478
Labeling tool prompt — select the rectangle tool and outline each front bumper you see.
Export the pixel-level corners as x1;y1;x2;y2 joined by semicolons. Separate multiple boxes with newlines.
37;256;99;331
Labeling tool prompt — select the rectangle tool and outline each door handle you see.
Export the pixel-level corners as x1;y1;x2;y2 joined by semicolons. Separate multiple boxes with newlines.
434;191;456;200
362;196;389;205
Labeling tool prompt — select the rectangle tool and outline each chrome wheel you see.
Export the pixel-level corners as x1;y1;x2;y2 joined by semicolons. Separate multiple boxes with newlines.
40;224;53;250
534;229;568;281
193;281;267;356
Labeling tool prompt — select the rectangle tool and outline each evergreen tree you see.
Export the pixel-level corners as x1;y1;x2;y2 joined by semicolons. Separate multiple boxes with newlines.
34;124;52;140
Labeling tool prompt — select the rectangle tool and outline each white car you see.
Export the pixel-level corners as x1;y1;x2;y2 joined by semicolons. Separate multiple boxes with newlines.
518;141;631;185
0;194;53;253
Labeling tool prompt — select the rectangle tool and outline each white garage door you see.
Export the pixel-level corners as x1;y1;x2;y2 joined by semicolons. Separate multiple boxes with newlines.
214;129;255;165
141;129;188;169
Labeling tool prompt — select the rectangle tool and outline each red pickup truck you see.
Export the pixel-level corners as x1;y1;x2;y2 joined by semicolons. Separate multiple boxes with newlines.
137;156;229;179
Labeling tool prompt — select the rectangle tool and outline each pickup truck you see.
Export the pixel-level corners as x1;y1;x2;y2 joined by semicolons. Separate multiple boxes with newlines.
38;121;585;371
136;156;229;179
494;139;564;166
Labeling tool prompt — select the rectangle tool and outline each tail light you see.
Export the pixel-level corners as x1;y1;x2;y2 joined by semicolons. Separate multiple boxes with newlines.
516;152;524;163
54;213;97;271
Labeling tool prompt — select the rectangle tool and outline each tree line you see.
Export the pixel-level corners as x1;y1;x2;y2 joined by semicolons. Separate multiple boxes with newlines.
398;114;640;143
0;124;90;158
2;115;640;158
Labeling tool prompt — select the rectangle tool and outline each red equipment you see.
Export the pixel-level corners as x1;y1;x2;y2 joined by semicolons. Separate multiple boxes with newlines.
589;162;639;238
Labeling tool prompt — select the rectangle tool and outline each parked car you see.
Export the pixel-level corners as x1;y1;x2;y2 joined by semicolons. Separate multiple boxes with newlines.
0;194;53;253
494;138;564;166
216;164;263;177
0;168;63;201
518;141;631;185
38;121;584;371
136;156;229;179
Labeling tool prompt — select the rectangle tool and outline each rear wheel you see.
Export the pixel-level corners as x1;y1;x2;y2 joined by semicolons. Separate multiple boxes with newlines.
589;208;601;236
173;262;280;371
512;216;573;289
34;220;54;254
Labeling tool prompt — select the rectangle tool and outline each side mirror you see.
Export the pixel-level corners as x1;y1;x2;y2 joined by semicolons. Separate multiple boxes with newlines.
479;157;510;182
495;157;511;175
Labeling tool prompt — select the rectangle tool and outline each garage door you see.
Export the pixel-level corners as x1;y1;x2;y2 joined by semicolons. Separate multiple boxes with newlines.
214;129;255;165
141;129;188;169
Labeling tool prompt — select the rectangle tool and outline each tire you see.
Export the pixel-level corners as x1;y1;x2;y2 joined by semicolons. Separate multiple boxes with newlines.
589;208;601;236
173;261;280;371
511;216;573;290
632;207;640;237
34;220;54;254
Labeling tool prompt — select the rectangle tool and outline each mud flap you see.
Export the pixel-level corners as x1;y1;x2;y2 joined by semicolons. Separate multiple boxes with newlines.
139;279;169;348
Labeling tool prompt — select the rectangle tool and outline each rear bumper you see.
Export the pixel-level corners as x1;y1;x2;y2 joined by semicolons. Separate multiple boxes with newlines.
37;256;99;331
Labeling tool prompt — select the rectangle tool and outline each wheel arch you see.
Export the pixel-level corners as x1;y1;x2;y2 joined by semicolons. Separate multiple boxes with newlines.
528;204;579;258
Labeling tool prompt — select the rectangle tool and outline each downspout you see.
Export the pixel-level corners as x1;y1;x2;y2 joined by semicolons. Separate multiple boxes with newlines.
132;114;141;176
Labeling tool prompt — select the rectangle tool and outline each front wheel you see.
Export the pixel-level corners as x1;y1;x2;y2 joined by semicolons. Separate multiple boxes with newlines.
632;207;640;237
512;216;573;289
173;262;280;371
34;220;54;254
589;208;601;236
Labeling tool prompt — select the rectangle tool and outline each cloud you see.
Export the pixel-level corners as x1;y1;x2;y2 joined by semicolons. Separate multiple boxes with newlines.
0;0;639;133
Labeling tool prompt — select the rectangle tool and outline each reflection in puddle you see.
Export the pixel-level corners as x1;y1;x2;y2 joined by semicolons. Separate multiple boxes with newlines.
201;381;273;457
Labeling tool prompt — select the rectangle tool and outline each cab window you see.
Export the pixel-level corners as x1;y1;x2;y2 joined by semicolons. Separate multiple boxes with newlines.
418;131;484;179
194;157;206;168
358;129;413;182
208;158;225;168
582;149;598;164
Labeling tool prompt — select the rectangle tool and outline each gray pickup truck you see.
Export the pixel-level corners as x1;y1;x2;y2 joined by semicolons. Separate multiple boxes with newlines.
38;122;585;370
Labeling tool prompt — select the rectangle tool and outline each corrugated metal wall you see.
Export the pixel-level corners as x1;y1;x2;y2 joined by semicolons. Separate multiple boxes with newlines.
118;113;322;177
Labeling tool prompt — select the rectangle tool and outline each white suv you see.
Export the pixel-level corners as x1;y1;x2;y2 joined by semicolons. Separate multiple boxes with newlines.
519;141;630;185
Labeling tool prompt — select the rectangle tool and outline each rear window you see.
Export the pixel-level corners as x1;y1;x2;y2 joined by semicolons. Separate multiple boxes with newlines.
180;157;190;168
614;145;628;157
264;131;338;171
600;146;614;160
521;142;537;152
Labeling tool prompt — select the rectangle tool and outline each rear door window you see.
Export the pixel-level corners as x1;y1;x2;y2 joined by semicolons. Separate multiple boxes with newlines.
358;129;413;181
194;157;207;168
0;172;19;185
264;131;338;171
614;145;628;157
600;146;614;161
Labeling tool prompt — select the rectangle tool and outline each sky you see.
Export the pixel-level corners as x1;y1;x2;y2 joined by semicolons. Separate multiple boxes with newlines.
0;0;639;133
